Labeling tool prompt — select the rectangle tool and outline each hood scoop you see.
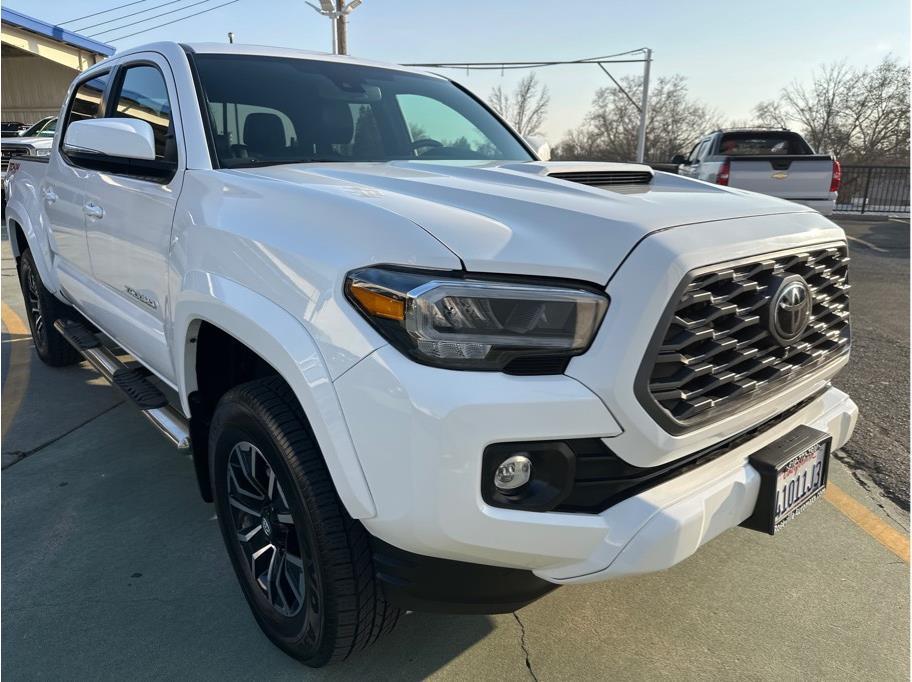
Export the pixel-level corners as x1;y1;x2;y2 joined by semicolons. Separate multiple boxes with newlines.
499;161;655;187
547;168;654;186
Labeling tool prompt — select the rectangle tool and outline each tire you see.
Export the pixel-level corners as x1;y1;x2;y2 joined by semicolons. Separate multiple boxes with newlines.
18;249;80;367
209;376;399;666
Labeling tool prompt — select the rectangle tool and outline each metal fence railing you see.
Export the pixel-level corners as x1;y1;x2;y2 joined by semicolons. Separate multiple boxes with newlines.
836;165;910;214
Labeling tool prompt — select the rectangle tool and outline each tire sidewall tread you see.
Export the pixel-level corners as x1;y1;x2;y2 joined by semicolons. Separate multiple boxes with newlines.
209;376;398;666
18;249;80;367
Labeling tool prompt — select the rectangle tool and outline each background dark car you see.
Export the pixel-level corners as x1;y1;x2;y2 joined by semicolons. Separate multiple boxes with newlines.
1;122;29;137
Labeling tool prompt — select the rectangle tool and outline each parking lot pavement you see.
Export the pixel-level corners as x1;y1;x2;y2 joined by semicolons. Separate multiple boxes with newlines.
834;217;910;511
2;221;909;680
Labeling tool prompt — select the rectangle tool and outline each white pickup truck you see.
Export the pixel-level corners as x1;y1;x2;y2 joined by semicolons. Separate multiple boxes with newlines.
674;128;841;215
1;117;56;197
5;43;856;667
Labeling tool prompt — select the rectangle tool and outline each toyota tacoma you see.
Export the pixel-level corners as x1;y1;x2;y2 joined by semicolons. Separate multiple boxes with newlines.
4;43;856;666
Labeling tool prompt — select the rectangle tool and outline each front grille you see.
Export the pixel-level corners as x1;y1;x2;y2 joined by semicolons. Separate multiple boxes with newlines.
1;146;29;169
549;170;653;186
638;245;850;432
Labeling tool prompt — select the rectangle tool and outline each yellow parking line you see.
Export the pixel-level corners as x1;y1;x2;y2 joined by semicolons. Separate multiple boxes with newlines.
825;483;910;563
1;301;31;439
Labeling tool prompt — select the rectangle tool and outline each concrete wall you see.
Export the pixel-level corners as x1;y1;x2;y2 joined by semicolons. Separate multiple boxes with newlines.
1;50;75;122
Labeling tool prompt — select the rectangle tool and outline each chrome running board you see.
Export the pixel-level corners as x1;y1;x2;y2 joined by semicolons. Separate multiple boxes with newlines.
54;319;191;450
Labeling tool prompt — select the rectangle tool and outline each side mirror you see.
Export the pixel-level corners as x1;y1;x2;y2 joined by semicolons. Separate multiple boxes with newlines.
671;154;687;165
524;134;551;161
64;118;156;161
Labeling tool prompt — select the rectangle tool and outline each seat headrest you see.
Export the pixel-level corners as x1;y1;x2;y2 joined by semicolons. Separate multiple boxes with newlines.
243;112;286;154
305;100;354;146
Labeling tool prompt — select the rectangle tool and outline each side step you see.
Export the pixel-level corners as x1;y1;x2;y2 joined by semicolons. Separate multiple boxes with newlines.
54;319;191;450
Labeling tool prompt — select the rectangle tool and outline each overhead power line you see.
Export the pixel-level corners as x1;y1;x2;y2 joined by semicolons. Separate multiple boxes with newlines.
105;0;242;42
405;49;655;163
78;0;193;33
90;0;223;36
404;49;651;71
58;0;151;26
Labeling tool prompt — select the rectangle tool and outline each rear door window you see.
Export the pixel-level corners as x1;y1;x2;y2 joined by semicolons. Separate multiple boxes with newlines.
690;139;709;162
718;133;812;156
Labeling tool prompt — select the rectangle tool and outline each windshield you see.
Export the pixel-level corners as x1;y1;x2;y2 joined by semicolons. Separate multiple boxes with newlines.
192;54;532;168
21;117;57;138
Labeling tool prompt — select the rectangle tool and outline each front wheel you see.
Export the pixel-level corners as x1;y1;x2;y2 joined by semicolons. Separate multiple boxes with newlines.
18;249;80;367
209;377;398;666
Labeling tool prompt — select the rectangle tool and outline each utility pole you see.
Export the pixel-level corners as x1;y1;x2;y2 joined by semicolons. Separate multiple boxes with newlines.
635;47;652;163
335;0;347;55
306;0;363;54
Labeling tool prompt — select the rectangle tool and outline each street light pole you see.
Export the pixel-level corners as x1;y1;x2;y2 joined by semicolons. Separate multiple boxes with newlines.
635;47;652;163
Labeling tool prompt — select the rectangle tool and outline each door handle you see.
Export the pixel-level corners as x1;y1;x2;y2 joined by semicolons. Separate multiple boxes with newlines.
42;188;58;205
83;202;104;220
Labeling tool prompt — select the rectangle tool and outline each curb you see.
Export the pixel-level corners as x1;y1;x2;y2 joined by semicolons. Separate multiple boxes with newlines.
833;213;909;222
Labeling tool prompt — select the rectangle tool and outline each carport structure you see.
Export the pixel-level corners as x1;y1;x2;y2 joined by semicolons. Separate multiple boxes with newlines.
1;8;114;123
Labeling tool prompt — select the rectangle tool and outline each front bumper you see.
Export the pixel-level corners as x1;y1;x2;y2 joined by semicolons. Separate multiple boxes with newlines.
334;345;856;582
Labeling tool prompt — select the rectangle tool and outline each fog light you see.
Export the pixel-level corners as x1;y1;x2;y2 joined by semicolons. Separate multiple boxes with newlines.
494;455;532;491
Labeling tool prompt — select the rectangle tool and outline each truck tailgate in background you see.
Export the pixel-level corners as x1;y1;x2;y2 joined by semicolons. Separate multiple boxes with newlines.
729;155;833;199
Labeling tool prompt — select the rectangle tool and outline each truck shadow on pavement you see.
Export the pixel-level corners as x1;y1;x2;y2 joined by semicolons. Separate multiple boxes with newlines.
847;218;910;258
1;392;495;680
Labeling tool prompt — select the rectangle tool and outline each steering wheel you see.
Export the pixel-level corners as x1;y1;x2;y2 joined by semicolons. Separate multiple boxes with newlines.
410;138;443;151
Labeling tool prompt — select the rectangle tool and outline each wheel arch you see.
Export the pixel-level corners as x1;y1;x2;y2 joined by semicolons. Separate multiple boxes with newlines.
175;270;376;519
5;187;60;292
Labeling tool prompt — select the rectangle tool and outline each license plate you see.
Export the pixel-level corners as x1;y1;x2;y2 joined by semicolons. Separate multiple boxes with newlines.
742;425;831;535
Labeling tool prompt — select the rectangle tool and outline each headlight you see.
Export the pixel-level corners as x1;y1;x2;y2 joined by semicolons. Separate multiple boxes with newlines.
34;148;51;157
345;266;608;372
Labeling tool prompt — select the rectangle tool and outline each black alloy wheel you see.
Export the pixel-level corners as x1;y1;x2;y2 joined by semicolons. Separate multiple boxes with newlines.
225;440;318;620
17;248;80;366
210;377;399;666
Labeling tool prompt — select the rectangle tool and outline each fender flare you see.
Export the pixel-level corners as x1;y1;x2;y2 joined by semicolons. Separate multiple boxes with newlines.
5;199;59;293
174;270;377;519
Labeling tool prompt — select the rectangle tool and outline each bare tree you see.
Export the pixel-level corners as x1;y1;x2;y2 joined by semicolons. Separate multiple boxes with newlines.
752;99;791;129
553;74;718;162
750;56;909;163
844;57;910;163
488;73;550;137
780;61;857;155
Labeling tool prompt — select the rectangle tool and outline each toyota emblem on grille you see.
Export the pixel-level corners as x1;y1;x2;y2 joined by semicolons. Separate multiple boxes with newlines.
769;277;812;345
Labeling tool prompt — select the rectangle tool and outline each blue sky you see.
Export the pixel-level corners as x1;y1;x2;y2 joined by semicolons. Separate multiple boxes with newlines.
12;0;910;141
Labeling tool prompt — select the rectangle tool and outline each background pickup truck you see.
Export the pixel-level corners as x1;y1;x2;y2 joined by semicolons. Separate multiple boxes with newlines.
1;117;56;200
4;42;856;668
674;128;841;215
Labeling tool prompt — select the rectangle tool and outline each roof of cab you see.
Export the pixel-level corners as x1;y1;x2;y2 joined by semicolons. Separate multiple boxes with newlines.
108;41;443;79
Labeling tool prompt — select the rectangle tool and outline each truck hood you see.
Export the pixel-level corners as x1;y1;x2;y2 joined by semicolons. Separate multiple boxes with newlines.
7;136;53;147
229;160;812;284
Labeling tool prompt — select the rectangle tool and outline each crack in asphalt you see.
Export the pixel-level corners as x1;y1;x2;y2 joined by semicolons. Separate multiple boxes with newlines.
1;400;126;469
834;447;910;517
832;450;911;531
513;611;538;681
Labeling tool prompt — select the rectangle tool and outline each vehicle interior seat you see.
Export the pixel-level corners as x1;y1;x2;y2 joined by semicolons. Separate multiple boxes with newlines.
243;112;287;158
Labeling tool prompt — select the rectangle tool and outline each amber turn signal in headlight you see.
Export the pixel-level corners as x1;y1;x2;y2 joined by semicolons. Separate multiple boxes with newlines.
347;281;405;320
345;266;609;372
